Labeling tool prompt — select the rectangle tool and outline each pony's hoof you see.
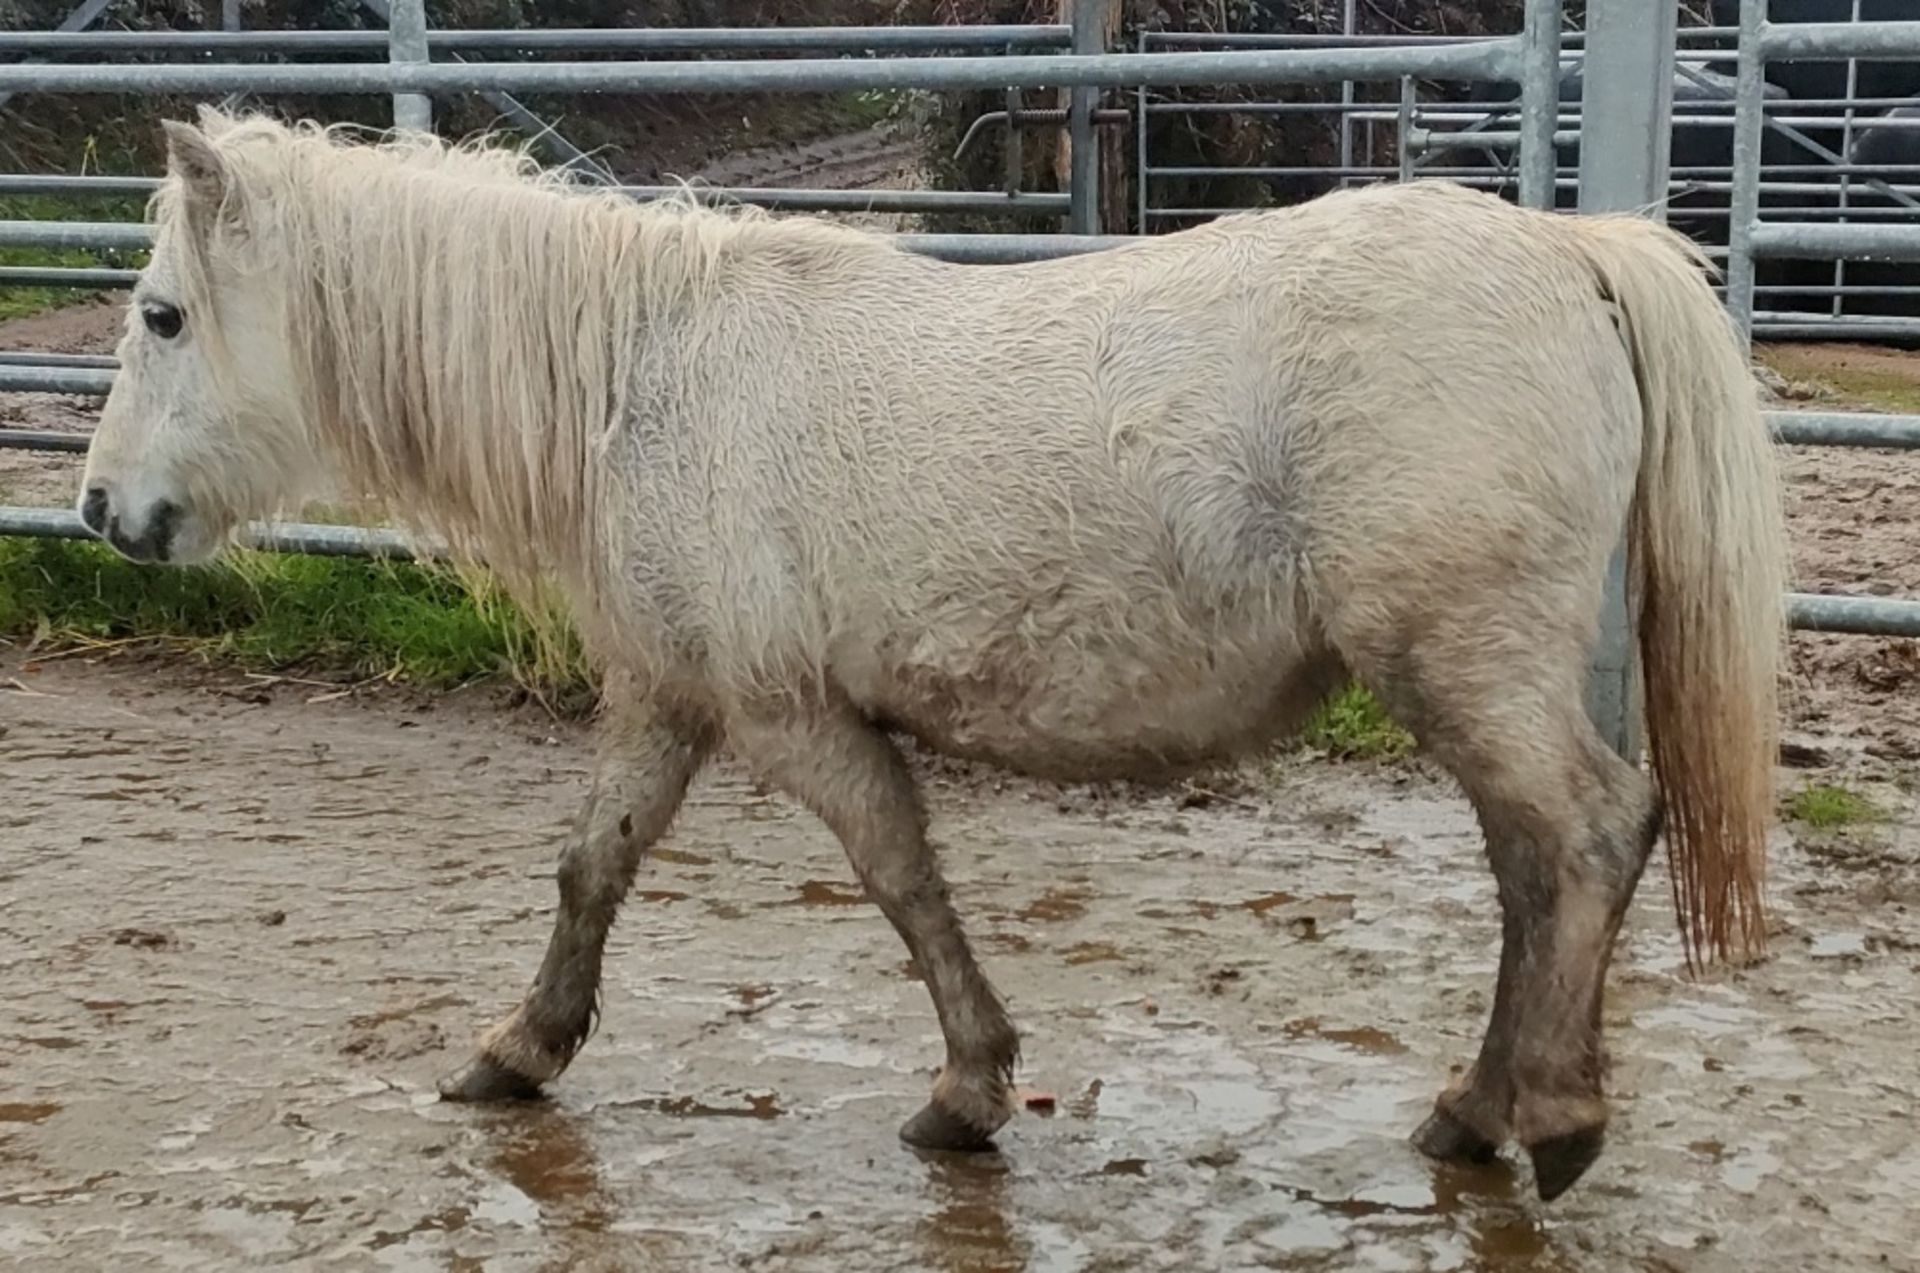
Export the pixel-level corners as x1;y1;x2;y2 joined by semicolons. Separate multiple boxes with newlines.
1412;1107;1501;1165
437;1054;546;1103
900;1101;999;1153
1527;1126;1606;1202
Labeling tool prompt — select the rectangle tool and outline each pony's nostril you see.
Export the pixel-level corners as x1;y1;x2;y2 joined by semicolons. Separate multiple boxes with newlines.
149;499;180;563
80;486;110;536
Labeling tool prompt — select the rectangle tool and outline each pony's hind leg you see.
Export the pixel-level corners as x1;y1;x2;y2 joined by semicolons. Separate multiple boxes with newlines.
726;698;1020;1151
439;698;713;1102
1340;611;1659;1201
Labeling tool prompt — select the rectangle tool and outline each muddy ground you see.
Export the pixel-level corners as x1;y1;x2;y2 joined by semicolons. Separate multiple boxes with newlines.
2;647;1918;1273
4;136;1920;1268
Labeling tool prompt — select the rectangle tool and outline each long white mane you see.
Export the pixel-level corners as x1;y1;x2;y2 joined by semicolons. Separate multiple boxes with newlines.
159;111;883;615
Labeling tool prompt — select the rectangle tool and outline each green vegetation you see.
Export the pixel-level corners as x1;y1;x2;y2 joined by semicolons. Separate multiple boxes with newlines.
1759;344;1920;415
0;536;589;705
1784;782;1885;830
1297;684;1414;761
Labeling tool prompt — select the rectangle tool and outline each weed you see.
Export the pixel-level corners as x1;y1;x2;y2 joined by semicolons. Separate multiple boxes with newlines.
1784;782;1884;830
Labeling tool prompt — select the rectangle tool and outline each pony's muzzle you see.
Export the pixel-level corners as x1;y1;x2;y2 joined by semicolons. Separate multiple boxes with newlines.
81;483;182;564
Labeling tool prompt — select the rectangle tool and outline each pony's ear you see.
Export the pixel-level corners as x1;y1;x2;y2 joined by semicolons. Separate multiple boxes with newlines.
162;119;229;215
193;102;241;139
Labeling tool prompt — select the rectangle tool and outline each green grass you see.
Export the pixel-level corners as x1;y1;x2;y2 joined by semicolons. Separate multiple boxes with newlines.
0;536;589;703
1759;344;1920;415
1784;782;1884;830
1297;684;1414;761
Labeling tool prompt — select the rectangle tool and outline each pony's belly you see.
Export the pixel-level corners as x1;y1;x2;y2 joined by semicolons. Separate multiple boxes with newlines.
854;646;1335;784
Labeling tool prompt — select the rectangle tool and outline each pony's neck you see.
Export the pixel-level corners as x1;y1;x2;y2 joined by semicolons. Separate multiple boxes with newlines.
281;153;702;600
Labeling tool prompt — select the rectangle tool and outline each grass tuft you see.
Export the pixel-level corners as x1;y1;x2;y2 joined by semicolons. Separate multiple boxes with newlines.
1297;683;1414;761
0;536;590;704
1783;782;1884;831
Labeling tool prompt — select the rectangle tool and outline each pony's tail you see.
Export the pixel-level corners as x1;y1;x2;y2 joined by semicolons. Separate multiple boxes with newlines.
1570;214;1788;971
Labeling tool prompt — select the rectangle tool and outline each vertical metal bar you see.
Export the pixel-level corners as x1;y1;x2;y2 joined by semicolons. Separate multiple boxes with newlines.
1575;0;1678;762
1831;0;1863;320
388;0;432;132
1003;84;1024;198
1066;0;1101;235
1518;0;1563;209
217;0;247;112
1727;0;1767;344
1397;76;1415;184
1338;0;1357;186
1135;67;1149;233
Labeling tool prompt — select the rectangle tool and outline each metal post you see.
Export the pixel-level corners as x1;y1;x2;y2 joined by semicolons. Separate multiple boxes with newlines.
1575;0;1678;761
222;0;240;31
1338;0;1357;184
1134;48;1149;233
1397;76;1415;184
1067;0;1102;235
388;0;431;132
1517;0;1563;209
1727;0;1766;344
1829;0;1861;322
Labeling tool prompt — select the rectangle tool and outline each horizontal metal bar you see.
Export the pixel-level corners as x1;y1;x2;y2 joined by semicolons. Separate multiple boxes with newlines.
1760;21;1920;62
0;173;160;196
1676;180;1920;196
1769;412;1920;449
0;220;150;250
1752;285;1920;296
1144;32;1495;48
0;366;115;394
1143;27;1740;50
0;25;1073;54
1678;205;1920;220
0;266;138;288
0;220;1139;265
1751;318;1920;340
0;427;87;451
0;175;1062;216
0;39;1522;95
1749;223;1920;262
0;505;424;559
1411;127;1580;151
1787;593;1920;638
621;185;1068;214
0;351;116;368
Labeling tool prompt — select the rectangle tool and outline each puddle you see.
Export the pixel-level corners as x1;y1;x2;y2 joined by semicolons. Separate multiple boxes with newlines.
1016;887;1091;924
0;1104;60;1126
622;1092;785;1120
778;880;868;908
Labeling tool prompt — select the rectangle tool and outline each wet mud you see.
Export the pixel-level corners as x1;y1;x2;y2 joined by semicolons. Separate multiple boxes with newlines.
3;654;1917;1272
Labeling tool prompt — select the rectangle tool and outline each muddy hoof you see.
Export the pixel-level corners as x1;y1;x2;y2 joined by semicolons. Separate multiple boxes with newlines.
1411;1107;1501;1165
436;1054;546;1103
1528;1126;1606;1202
900;1101;998;1153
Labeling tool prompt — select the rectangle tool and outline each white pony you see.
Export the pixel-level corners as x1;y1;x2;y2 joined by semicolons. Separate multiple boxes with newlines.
80;107;1785;1203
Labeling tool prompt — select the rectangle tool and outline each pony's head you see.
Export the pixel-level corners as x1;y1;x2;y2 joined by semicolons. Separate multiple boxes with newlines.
79;109;314;564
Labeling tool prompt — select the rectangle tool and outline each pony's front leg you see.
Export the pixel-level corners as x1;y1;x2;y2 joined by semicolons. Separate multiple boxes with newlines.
728;698;1021;1151
439;702;713;1102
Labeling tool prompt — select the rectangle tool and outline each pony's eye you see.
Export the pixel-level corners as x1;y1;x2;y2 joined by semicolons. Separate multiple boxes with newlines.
141;302;184;340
